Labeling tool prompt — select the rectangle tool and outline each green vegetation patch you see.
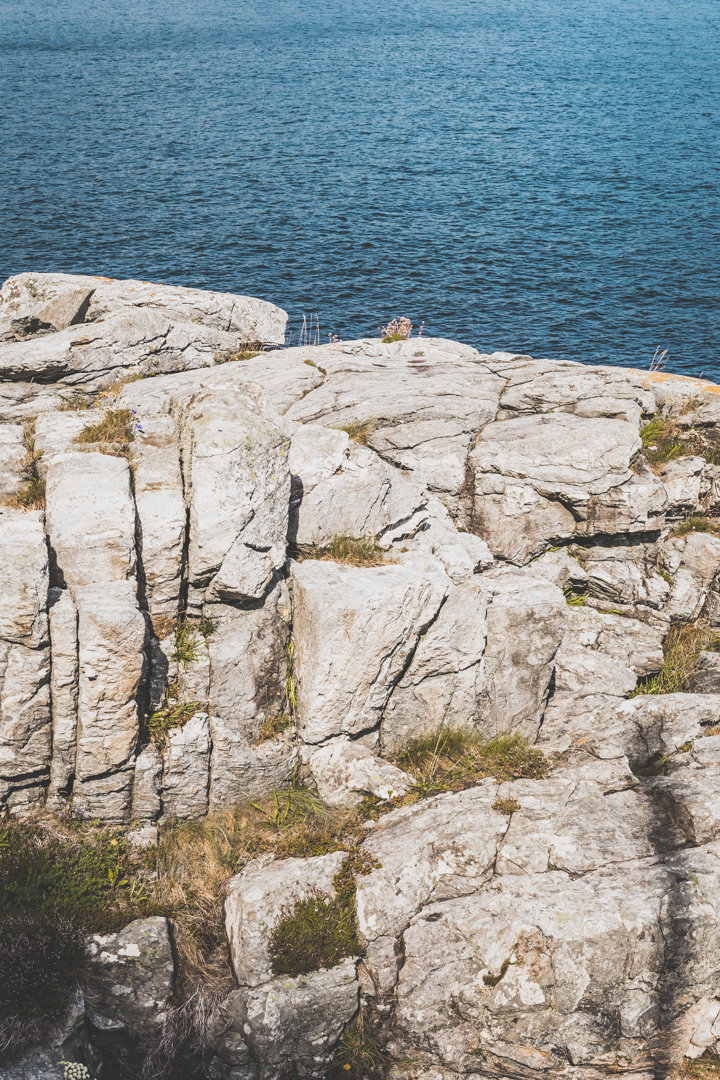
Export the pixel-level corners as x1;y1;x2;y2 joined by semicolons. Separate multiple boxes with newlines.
631;625;720;697
0;913;83;1017
171;621;201;669
395;728;551;798
268;885;358;976
672;516;720;538
641;415;720;470
144;688;202;749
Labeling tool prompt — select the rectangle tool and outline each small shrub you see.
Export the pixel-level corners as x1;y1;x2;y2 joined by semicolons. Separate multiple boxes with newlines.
379;316;412;343
331;1005;386;1079
268;885;358;976
144;689;203;749
492;798;520;814
171;622;200;669
337;419;373;445
294;535;391;567
0;914;83;1017
58;392;94;411
256;712;293;744
75;408;134;445
151;614;176;641
198;616;216;639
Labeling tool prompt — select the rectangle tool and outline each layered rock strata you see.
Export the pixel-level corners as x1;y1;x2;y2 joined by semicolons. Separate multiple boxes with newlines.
6;273;720;1078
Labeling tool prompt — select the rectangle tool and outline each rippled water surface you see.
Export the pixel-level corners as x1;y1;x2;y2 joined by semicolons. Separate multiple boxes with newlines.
1;0;719;376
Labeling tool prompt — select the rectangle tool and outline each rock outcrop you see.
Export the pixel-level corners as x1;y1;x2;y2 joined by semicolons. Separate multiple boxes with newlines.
7;273;720;1079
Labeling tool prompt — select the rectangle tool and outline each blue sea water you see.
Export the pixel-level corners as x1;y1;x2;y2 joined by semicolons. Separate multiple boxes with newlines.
0;0;718;378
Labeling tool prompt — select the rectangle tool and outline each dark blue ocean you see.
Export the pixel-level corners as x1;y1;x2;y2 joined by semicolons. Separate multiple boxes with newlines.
1;0;718;377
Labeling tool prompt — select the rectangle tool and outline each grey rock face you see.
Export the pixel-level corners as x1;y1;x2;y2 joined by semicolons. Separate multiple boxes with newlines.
85;917;175;1063
292;560;448;744
0;509;50;811
285;338;504;517
206;582;295;809
159;711;211;821
308;738;414;806
175;385;290;610
226;850;347;987
0;422;26;500
470;414;666;564
0;271;287;348
46;587;78;806
292;444;428;547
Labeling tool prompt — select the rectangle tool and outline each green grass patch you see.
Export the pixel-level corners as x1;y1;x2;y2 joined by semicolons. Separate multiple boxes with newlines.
672;516;720;538
331;1004;387;1080
171;622;200;669
144;688;203;749
268;886;358;976
630;625;720;697
394;728;551;798
256;712;293;744
563;584;587;607
75;408;135;445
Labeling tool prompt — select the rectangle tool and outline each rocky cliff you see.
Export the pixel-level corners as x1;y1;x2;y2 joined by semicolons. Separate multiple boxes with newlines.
4;272;720;1080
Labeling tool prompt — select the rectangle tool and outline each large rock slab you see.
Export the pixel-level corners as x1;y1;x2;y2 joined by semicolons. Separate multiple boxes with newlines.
0;271;287;346
46;452;137;589
291;444;428;547
475;568;566;740
388;847;720;1077
0;308;242;385
380;577;488;754
159;711;211;822
46;587;78;807
292;560;448;744
0;510;50;811
470;414;666;564
174;385;290;612
0;422;25;500
206;582;295;808
130;411;186;618
73;581;146;821
285;338;504;516
657;532;720;622
226;850;347;987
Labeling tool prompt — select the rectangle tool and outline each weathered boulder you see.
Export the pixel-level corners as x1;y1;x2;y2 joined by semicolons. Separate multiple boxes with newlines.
657;531;720;622
0;422;25;500
226;850;348;987
554;607;665;697
292;560;448;744
291;444;428;548
470;414;666;564
0;271;287;348
85;917;175;1065
308;738;414;806
159;711;211;822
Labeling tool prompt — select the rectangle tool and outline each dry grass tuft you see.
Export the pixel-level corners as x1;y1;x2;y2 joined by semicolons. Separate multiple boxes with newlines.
641;416;720;471
672;517;720;538
214;343;264;364
631;625;720;697
680;1049;720;1080
337;419;374;444
293;535;393;567
3;418;45;511
394;728;551;797
256;712;293;744
75;408;135;445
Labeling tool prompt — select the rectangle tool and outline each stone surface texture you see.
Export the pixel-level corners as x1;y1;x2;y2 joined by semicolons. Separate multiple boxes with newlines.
8;274;720;1078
